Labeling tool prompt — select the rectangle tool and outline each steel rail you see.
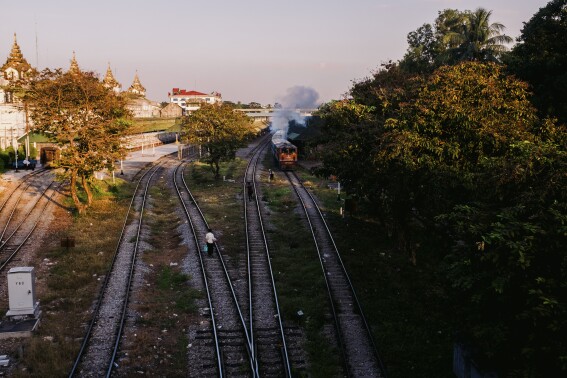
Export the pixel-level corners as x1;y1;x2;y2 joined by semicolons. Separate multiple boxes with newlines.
284;170;351;377
244;132;273;159
0;179;56;251
0;181;34;241
0;182;58;272
178;162;256;376
297;172;389;377
244;139;292;376
105;163;162;377
173;162;224;377
0;171;51;241
0;168;48;214
68;163;162;377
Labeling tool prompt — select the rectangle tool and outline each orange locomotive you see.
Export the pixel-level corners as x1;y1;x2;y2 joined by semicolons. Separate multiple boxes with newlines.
271;129;297;170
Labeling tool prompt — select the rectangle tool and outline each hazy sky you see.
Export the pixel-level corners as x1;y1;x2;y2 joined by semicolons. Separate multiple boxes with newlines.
1;0;550;106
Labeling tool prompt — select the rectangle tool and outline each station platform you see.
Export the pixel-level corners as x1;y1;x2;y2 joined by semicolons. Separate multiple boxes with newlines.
111;143;180;181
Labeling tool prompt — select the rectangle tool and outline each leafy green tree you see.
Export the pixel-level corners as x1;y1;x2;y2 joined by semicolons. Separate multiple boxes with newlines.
376;61;565;375
401;8;512;72
24;69;131;214
317;62;420;203
319;61;540;263
315;99;376;195
438;124;567;376
383;61;539;261
400;9;465;72
319;58;567;374
506;0;567;125
443;8;512;63
181;103;252;177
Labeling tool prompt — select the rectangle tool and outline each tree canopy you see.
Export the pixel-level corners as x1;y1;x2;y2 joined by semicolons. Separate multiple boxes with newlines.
400;8;512;73
181;103;253;177
310;2;567;375
506;0;567;125
24;69;131;213
315;59;567;375
443;8;513;63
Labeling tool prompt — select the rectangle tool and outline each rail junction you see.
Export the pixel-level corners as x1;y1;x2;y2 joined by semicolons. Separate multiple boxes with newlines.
0;134;387;377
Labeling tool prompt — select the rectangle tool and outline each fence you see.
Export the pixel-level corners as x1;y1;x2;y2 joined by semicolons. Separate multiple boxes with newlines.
122;131;178;150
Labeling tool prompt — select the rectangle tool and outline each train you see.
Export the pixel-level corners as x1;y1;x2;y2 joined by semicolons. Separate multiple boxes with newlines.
271;129;297;170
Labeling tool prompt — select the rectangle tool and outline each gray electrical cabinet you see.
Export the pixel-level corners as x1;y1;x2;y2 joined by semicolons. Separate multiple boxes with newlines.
6;267;39;318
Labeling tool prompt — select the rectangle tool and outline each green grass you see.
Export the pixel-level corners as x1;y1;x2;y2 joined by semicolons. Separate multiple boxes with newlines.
128;117;180;134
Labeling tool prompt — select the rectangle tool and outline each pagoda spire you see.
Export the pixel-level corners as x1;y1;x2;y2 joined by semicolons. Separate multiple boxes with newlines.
127;71;146;96
1;33;32;80
69;51;81;75
103;62;121;93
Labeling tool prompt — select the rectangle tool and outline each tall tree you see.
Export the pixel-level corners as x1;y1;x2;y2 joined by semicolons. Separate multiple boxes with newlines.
506;0;567;125
443;8;513;62
318;60;567;374
401;8;512;72
401;9;465;72
24;69;131;214
181;103;253;177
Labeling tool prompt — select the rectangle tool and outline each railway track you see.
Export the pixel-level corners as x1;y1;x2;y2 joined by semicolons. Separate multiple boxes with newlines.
243;139;294;377
174;161;255;377
285;170;387;378
69;163;163;377
0;169;59;273
0;169;53;240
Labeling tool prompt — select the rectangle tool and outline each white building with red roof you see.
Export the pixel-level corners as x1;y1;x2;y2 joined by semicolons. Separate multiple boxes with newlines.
168;88;222;114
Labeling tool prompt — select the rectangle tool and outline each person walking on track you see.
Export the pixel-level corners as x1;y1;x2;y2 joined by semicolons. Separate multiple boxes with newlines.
246;181;254;201
205;228;217;256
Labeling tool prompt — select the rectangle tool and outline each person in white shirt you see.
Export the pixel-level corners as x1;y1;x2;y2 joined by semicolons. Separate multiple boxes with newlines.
205;228;217;256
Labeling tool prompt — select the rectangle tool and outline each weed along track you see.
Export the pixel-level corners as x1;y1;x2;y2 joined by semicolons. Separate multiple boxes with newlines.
174;161;254;377
69;163;163;377
285;170;387;378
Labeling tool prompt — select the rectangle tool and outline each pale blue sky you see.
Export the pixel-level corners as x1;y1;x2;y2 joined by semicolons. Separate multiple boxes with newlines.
1;0;549;105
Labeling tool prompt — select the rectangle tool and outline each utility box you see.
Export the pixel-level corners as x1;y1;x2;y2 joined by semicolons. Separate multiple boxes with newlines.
6;267;39;318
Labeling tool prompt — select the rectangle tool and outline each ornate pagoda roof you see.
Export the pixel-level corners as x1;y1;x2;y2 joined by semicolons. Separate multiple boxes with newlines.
103;63;121;90
68;51;81;75
128;71;146;95
1;33;33;75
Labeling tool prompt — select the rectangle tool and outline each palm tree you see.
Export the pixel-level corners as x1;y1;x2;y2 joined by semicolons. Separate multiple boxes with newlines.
443;8;513;62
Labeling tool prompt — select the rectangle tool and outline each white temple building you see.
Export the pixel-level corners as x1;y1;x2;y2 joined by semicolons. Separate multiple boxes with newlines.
0;34;32;150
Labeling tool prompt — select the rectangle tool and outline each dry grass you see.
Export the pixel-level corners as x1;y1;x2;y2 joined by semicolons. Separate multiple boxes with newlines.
8;178;134;377
115;179;200;376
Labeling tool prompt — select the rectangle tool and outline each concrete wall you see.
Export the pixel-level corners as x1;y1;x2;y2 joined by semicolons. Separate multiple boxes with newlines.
0;104;26;149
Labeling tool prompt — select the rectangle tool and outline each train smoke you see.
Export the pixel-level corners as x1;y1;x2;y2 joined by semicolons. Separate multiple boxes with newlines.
271;86;319;137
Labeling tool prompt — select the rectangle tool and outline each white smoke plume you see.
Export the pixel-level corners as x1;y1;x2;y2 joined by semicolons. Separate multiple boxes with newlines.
271;86;320;137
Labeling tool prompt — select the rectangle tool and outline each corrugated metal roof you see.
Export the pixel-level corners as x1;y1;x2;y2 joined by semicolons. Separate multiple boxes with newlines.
287;132;300;140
